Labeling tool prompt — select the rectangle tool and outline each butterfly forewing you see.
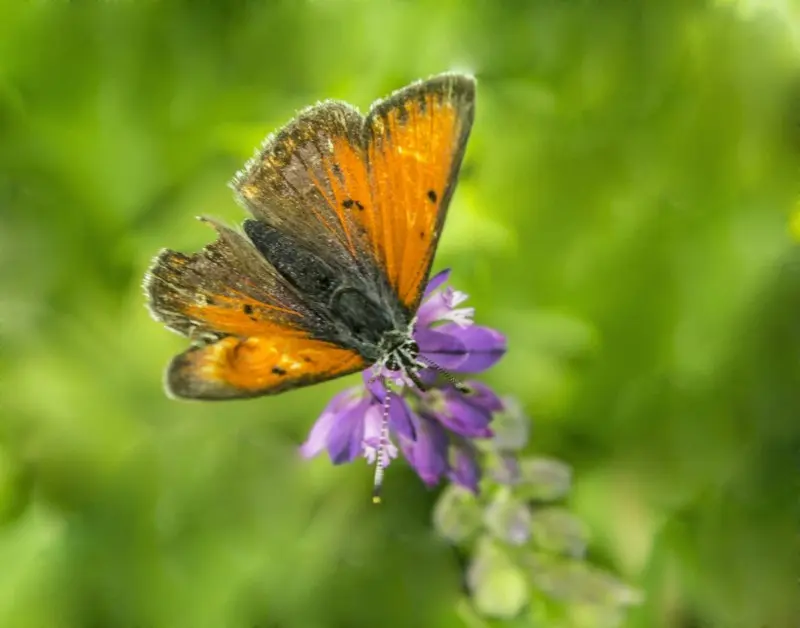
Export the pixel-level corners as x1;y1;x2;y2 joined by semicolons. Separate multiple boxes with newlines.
231;102;379;282
364;74;475;310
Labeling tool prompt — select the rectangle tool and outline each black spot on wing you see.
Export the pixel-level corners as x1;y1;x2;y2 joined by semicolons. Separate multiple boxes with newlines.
242;302;258;321
342;198;364;211
427;189;437;203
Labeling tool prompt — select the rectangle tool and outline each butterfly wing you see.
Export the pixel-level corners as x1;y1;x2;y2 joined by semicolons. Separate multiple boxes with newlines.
363;74;475;310
231;73;475;319
145;218;365;400
231;101;379;285
164;335;364;400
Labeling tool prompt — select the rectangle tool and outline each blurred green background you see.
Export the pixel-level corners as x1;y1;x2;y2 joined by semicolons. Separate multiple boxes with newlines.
2;1;799;626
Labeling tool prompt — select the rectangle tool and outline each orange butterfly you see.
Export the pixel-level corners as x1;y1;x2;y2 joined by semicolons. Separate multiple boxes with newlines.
144;73;475;402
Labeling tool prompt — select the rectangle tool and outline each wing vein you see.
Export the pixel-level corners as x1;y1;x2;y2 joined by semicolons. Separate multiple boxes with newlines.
273;157;342;247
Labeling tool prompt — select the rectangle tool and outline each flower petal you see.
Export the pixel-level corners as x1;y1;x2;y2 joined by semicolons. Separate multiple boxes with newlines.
388;394;416;441
299;388;358;459
438;323;507;373
416;367;438;388
362;402;382;445
404;414;449;486
358;373;416;441
423;268;451;299
363;370;386;400
438;394;494;438
416;290;451;328
326;398;369;464
362;394;417;445
443;286;469;308
362;404;399;464
448;443;481;493
416;327;468;370
462;381;504;412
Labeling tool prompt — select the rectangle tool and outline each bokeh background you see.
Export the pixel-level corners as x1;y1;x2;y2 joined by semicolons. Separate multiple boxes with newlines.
2;1;799;626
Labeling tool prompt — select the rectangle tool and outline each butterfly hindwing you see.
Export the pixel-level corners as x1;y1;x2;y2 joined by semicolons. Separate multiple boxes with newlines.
145;218;365;400
165;335;366;400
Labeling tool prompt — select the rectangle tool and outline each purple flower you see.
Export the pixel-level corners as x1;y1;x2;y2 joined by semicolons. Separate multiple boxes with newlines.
299;269;508;493
447;440;481;493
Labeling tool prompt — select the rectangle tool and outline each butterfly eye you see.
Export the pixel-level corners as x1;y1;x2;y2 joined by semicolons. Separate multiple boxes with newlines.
386;355;400;371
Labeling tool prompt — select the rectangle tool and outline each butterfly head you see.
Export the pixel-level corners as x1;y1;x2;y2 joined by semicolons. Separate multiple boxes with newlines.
379;327;421;375
373;321;471;396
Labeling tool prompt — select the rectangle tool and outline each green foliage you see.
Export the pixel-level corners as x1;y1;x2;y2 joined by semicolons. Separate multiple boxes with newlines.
2;1;799;626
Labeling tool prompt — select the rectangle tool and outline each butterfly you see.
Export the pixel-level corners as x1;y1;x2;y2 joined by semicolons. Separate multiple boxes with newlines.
144;73;475;403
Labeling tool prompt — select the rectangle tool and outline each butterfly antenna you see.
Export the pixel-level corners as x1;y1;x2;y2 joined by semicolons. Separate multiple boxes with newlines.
416;356;471;394
372;386;391;504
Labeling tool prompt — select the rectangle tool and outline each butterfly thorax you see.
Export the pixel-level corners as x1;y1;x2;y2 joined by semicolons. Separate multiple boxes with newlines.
378;328;420;373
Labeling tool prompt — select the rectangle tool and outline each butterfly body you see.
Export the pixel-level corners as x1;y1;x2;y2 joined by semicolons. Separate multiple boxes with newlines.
145;73;475;400
242;218;406;361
